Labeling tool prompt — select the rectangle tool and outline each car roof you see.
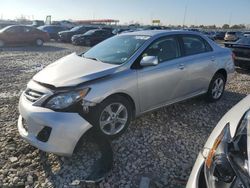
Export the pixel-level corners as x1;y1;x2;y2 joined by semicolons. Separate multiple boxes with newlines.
120;29;202;37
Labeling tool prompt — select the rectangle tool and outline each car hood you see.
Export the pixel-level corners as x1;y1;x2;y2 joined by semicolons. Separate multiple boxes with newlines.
33;53;120;87
59;30;75;35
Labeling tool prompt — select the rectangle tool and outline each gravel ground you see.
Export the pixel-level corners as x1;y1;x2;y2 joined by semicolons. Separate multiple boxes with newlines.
0;42;249;188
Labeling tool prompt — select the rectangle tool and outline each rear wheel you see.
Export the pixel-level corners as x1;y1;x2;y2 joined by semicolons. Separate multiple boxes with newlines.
35;39;44;46
88;95;132;139
206;73;226;102
0;40;5;47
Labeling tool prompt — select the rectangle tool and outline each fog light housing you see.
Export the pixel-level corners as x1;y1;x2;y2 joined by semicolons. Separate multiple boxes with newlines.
37;126;52;142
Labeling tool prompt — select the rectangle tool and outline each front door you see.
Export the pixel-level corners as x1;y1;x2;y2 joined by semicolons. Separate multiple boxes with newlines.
137;36;187;112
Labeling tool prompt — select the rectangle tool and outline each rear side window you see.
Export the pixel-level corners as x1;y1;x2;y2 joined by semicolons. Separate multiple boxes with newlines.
7;26;24;33
143;37;180;63
182;35;212;56
24;27;35;33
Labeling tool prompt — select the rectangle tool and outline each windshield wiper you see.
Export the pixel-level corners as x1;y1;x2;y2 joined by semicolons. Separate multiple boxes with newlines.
83;55;102;62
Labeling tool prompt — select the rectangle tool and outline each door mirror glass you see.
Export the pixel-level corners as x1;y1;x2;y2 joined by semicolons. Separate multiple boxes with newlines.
140;56;158;67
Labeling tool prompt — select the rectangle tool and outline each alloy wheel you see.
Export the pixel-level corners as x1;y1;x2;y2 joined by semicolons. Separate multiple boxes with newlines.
36;39;43;46
212;77;224;99
99;103;128;136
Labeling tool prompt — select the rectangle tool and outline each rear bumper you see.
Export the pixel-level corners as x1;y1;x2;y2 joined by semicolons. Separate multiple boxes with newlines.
18;93;92;156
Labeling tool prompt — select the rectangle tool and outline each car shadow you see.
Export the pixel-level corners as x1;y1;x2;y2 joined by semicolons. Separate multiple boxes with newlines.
38;128;113;188
0;44;66;52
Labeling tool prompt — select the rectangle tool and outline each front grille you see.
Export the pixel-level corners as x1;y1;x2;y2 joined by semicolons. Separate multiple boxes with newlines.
24;89;44;103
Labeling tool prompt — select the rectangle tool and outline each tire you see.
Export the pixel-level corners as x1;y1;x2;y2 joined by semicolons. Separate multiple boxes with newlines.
206;73;226;102
0;40;5;47
88;95;132;139
35;39;44;46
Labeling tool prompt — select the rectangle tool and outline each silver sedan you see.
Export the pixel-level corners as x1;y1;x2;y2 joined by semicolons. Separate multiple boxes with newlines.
18;30;235;156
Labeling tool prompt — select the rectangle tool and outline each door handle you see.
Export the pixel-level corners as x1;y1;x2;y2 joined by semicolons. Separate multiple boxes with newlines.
211;56;216;62
178;64;185;70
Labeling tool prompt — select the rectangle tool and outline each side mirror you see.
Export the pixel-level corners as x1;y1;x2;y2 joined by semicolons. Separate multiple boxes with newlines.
140;56;158;67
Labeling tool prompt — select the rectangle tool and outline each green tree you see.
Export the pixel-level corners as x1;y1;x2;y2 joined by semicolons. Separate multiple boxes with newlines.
222;24;230;29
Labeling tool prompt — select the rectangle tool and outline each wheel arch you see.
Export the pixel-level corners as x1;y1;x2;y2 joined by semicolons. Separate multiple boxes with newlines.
214;68;227;82
103;92;136;119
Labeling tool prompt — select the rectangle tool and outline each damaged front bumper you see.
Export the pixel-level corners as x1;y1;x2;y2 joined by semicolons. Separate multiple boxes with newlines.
18;92;92;156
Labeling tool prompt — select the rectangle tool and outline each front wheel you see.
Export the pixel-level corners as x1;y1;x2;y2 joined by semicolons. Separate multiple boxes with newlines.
206;73;226;102
88;96;132;139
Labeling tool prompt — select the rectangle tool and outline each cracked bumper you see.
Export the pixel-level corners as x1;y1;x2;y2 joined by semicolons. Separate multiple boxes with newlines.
18;93;92;156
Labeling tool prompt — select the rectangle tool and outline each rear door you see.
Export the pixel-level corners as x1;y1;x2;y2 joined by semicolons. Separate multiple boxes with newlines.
178;34;216;94
22;26;36;43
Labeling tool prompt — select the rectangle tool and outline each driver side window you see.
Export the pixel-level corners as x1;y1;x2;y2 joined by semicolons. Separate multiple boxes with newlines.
143;37;180;63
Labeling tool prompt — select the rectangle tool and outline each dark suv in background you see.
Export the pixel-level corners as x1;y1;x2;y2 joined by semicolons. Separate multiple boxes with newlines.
71;29;114;46
58;25;98;42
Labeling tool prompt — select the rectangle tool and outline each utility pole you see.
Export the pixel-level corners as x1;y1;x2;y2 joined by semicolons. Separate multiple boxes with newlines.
228;12;232;27
182;0;189;28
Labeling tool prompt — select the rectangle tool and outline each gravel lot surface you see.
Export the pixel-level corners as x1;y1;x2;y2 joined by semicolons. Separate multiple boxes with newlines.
0;42;249;188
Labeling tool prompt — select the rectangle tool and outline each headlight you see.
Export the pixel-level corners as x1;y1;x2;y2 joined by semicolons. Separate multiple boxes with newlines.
203;109;250;187
45;88;90;110
205;124;231;169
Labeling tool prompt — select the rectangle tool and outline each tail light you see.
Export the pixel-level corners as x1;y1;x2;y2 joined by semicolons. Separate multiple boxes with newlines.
231;52;236;63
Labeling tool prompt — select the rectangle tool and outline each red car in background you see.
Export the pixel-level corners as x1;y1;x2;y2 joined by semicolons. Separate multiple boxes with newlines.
0;25;49;47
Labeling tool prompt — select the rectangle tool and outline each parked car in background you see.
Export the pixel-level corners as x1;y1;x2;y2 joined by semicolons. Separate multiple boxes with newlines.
0;25;49;47
52;20;76;29
224;37;250;70
38;25;68;40
58;25;98;42
17;30;235;156
31;20;45;28
214;31;226;40
244;31;250;38
71;29;114;46
201;31;215;41
224;31;243;42
145;26;166;30
187;95;250;188
112;28;130;35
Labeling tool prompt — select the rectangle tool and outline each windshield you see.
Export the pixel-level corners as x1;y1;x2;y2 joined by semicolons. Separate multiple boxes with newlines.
70;26;83;32
236;38;250;45
83;35;150;64
0;25;12;32
84;30;96;35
